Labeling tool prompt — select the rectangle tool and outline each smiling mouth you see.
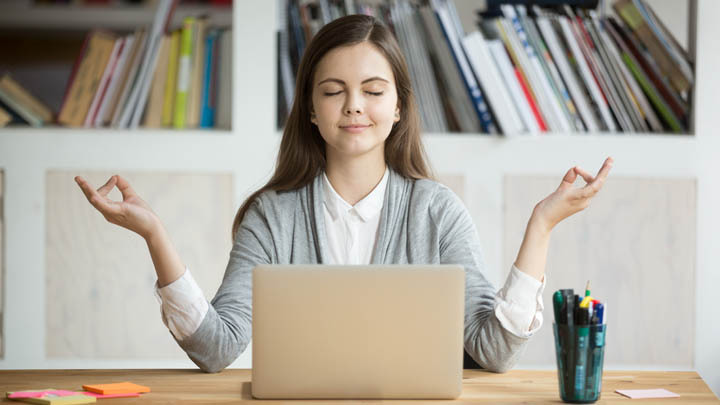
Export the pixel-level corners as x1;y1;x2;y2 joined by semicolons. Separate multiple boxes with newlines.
340;125;370;133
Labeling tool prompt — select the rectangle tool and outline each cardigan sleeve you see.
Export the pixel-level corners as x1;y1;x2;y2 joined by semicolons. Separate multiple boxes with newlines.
431;185;532;373
173;197;275;373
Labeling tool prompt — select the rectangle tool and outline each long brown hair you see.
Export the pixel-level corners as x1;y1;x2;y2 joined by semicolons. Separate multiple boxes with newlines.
232;14;433;241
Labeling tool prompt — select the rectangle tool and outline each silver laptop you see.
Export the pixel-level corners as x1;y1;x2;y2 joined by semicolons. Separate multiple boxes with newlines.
251;264;465;399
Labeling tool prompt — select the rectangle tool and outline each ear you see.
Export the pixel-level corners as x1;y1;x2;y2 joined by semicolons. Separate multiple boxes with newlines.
310;108;317;125
393;105;401;123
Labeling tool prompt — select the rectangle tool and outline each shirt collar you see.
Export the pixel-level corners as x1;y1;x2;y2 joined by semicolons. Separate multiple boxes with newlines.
322;167;389;222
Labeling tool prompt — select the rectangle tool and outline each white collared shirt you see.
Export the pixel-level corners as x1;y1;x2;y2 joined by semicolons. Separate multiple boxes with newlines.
322;168;388;265
155;168;545;341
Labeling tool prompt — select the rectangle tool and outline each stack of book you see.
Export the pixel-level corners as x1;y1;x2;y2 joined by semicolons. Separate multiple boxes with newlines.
277;0;693;135
52;0;232;130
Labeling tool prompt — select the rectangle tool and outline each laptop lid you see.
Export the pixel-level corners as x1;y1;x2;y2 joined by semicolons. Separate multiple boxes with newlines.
251;264;465;399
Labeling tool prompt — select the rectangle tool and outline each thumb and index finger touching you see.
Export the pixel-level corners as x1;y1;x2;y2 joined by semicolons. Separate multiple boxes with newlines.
560;157;614;197
74;174;137;214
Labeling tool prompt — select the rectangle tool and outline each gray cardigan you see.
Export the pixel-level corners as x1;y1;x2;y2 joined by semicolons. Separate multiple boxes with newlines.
176;167;530;373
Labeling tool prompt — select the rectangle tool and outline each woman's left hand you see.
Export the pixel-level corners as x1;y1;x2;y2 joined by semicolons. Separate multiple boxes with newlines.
532;157;614;234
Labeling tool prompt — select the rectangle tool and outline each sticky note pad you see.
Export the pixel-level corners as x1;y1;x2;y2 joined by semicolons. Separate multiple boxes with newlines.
81;382;150;395
80;391;140;399
6;390;96;405
615;388;680;399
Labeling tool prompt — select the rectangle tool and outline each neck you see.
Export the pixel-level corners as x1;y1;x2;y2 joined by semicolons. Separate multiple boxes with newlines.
325;150;386;206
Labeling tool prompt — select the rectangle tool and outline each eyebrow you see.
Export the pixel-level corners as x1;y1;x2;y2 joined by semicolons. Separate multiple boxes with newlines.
317;76;389;86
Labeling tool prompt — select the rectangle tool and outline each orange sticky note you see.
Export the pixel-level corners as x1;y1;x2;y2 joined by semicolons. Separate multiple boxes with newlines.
81;382;150;395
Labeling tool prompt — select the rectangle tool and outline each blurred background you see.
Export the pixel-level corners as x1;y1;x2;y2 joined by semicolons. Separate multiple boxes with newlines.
0;0;717;397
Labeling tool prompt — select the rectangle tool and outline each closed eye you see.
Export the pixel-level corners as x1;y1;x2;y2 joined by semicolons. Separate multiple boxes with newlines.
323;91;384;96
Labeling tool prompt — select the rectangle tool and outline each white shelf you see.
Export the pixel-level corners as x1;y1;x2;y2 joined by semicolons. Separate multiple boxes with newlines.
0;4;232;31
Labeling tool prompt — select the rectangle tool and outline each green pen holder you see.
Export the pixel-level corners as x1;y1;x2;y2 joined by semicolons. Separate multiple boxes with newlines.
553;323;607;403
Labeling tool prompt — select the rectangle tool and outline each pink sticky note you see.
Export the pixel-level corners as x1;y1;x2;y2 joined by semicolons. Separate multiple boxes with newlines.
8;390;82;398
81;391;141;398
615;388;680;399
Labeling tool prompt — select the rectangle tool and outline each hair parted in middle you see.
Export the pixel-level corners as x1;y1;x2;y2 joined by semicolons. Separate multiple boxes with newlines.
232;14;433;241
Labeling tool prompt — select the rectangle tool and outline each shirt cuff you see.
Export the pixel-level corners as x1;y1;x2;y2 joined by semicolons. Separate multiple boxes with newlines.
494;263;546;338
154;267;209;341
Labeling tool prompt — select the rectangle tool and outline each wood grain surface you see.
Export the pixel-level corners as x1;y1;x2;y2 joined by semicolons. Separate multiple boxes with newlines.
0;369;717;404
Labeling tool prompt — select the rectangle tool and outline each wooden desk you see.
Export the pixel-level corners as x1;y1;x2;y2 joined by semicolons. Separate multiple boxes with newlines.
1;369;718;404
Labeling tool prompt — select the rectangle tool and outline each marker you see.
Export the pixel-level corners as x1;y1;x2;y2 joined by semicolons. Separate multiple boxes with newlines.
574;306;591;400
594;303;604;325
580;280;593;308
553;290;563;324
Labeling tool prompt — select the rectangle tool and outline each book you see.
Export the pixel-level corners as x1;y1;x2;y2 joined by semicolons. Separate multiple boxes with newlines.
600;17;662;131
614;0;690;94
576;11;633;131
0;105;11;127
607;16;688;120
486;39;540;133
535;11;600;132
604;16;684;131
186;15;208;129
199;28;219;128
462;31;524;134
162;29;181;127
519;7;584;131
587;10;647;131
173;16;195;129
557;14;617;131
143;34;171;128
499;6;565;131
94;34;135;127
126;0;178;129
109;28;148;127
57;30;117;127
83;37;124;128
419;5;481;133
215;28;232;130
0;73;54;127
431;0;497;133
392;0;448;132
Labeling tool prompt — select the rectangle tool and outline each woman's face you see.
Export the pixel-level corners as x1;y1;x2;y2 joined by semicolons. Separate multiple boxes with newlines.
311;41;400;161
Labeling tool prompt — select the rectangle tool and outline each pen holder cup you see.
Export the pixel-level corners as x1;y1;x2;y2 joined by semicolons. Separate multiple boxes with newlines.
553;323;607;403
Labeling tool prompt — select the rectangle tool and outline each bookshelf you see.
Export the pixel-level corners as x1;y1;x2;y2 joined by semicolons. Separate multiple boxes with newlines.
0;0;719;397
0;3;232;31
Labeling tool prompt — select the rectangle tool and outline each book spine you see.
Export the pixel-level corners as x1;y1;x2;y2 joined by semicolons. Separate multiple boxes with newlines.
174;17;195;129
163;30;181;127
200;30;218;128
462;32;523;134
84;38;123;128
487;40;540;133
432;0;497;133
0;88;43;127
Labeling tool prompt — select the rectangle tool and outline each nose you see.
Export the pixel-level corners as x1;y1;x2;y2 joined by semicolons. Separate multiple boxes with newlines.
344;92;363;115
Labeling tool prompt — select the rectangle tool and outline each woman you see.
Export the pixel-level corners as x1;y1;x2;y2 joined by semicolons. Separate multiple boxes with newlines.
75;14;613;373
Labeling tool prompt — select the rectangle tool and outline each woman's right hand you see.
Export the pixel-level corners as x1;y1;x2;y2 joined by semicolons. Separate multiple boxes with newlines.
75;174;161;240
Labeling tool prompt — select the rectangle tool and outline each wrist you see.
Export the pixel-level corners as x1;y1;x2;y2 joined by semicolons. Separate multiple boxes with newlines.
529;206;553;237
144;220;167;245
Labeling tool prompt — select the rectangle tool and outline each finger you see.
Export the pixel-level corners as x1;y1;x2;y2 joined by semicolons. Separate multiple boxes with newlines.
574;167;595;184
115;175;137;200
588;157;614;191
75;176;97;202
559;167;577;189
97;175;118;197
75;176;121;216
